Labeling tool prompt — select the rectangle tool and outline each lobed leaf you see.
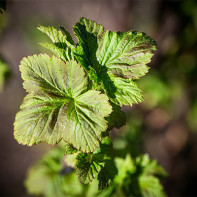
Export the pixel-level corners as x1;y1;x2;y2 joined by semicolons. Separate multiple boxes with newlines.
139;176;166;197
76;153;104;184
98;159;118;190
136;154;168;178
36;18;156;106
74;17;156;79
14;55;112;153
102;73;143;106
76;137;117;188
73;17;156;106
37;26;74;62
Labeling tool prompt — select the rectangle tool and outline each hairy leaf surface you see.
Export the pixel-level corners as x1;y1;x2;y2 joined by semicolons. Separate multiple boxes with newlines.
14;55;112;152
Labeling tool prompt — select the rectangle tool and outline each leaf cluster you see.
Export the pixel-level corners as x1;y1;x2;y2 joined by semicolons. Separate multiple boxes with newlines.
25;146;167;197
96;154;168;197
14;17;158;191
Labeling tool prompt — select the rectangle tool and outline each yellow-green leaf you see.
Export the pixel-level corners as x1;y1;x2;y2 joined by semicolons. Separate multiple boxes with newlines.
14;55;112;153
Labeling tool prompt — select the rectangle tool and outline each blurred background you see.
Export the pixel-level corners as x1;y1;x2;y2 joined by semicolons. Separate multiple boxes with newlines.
0;0;197;196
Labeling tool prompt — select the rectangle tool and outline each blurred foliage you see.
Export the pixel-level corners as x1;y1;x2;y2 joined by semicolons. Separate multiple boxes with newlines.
0;5;9;92
138;71;183;110
25;145;85;197
25;145;167;197
0;0;6;14
0;13;7;35
0;57;9;92
138;0;197;132
99;154;167;197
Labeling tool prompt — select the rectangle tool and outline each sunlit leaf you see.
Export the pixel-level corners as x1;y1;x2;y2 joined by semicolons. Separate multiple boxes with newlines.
38;26;74;62
14;55;112;153
73;17;156;105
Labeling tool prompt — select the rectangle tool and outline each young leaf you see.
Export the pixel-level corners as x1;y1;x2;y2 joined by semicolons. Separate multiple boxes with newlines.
65;142;78;155
94;135;113;155
76;137;117;188
76;153;104;184
37;26;74;62
102;73;143;106
98;159;118;190
136;154;168;178
97;154;167;197
73;17;156;106
74;17;156;79
135;154;167;197
14;55;112;153
19;54;87;96
139;176;166;197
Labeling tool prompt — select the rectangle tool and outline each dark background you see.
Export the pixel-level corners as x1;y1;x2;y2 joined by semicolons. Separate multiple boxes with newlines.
0;0;197;196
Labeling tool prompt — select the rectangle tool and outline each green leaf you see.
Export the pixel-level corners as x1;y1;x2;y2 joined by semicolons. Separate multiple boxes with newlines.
74;18;156;79
93;135;112;155
73;17;156;106
114;154;136;185
136;154;168;178
105;154;167;197
135;154;167;197
39;42;71;63
73;18;103;73
102;73;143;106
37;26;74;62
76;153;104;184
98;159;118;190
76;152;117;189
14;55;112;153
65;142;78;155
139;176;166;197
19;54;87;96
72;45;90;72
76;136;117;187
